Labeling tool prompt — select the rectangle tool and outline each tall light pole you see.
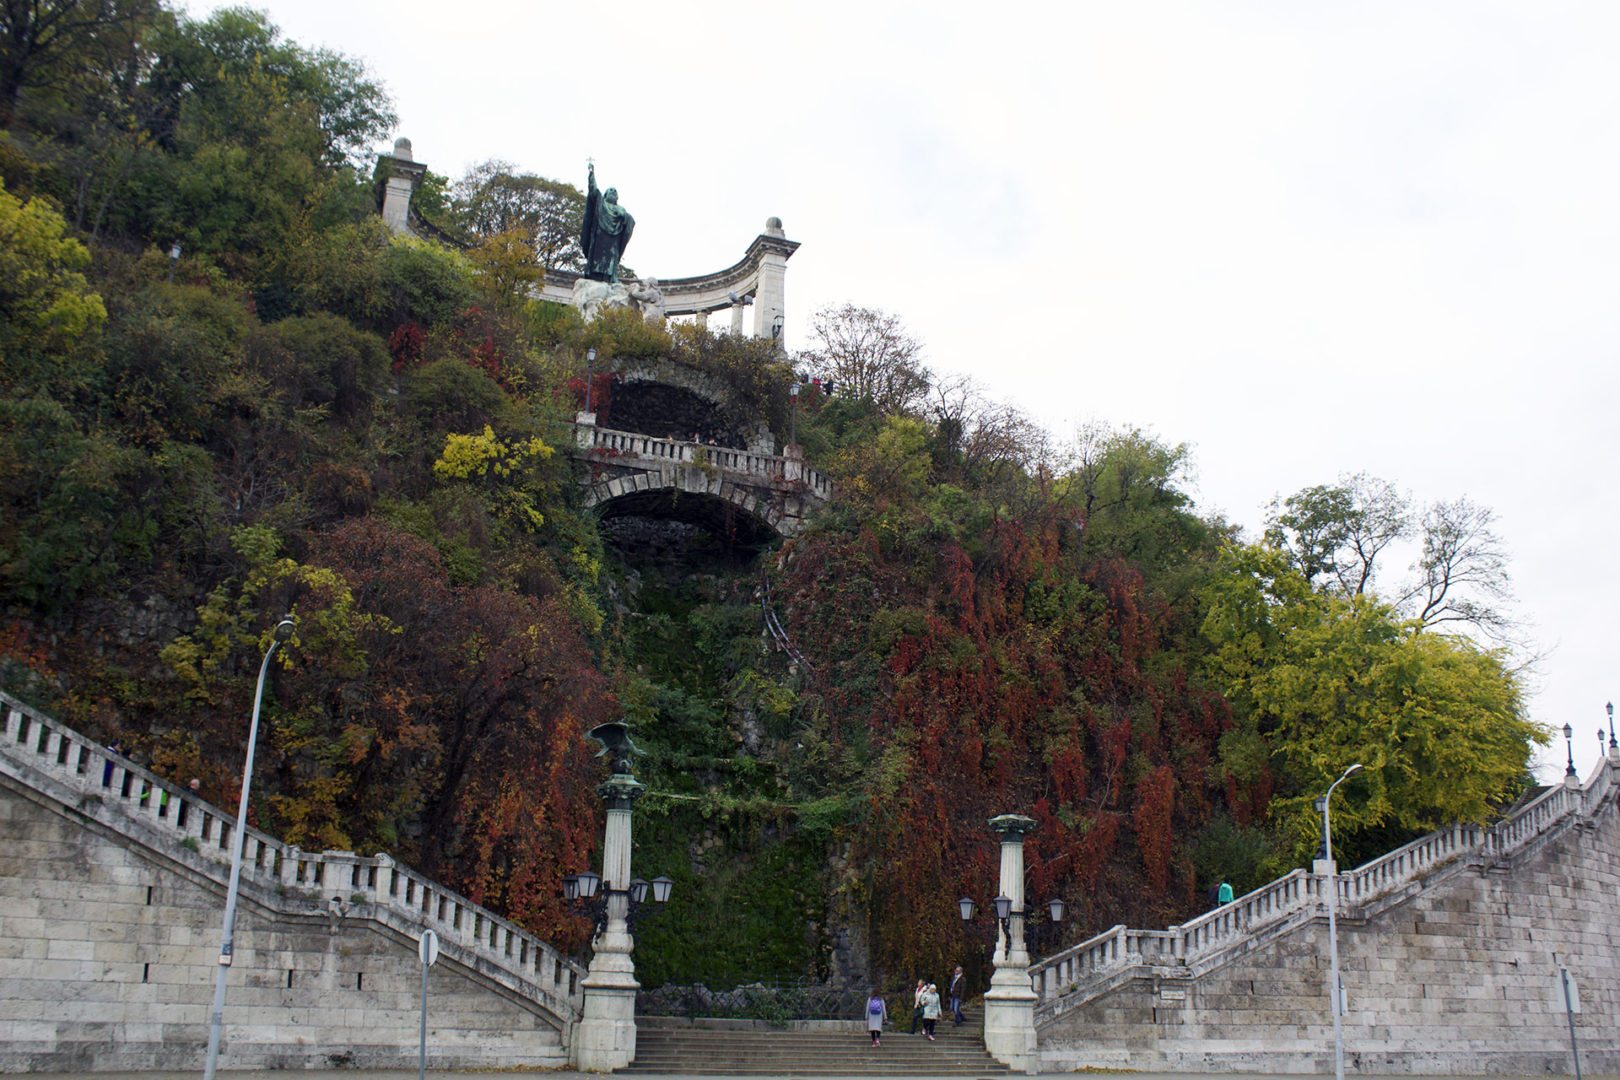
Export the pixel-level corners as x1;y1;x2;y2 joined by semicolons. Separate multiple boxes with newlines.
584;346;598;416
1606;702;1615;755
203;617;294;1080
1317;762;1362;1080
1563;723;1577;779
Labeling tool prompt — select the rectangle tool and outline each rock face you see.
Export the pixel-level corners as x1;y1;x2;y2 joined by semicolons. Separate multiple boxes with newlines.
1036;766;1620;1074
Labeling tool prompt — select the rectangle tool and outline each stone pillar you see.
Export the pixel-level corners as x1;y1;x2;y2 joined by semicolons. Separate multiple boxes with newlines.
752;218;789;346
692;310;709;330
575;410;597;449
574;727;645;1073
984;813;1039;1074
730;300;748;336
379;137;426;236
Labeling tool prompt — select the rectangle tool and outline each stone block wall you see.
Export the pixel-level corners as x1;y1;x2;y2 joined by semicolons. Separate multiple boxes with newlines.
1038;793;1620;1074
0;777;570;1072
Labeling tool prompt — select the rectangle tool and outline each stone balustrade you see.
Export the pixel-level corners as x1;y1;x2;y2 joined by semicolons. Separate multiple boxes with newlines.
0;689;583;1022
1032;755;1617;1021
580;425;833;500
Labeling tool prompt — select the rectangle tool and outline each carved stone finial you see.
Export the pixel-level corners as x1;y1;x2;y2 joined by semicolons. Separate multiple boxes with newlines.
765;216;785;237
393;136;413;161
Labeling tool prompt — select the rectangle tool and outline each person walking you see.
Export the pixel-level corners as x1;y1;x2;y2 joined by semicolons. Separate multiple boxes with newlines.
909;979;925;1034
949;965;966;1025
921;981;942;1041
865;988;887;1046
1217;879;1234;905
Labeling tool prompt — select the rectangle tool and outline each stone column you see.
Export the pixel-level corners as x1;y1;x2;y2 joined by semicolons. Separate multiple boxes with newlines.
574;726;645;1073
379;138;426;236
730;300;748;336
984;813;1039;1074
752;218;789;346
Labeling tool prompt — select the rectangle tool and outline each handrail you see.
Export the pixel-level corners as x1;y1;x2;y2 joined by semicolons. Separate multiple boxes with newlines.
1032;756;1615;1013
0;690;585;1022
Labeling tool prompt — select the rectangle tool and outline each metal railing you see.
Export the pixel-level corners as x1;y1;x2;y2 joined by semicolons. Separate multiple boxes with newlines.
0;690;585;1023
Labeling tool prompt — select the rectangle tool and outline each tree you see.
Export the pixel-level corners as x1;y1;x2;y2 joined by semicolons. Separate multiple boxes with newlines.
1053;420;1215;574
1201;542;1545;865
142;7;393;168
802;303;929;417
1265;473;1408;596
1268;476;1521;643
0;177;106;395
926;373;1044;495
450;160;584;271
0;0;156;129
1398;497;1517;640
468;227;543;311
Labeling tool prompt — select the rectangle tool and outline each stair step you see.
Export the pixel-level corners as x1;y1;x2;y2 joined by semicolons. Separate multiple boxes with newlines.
624;1025;1007;1076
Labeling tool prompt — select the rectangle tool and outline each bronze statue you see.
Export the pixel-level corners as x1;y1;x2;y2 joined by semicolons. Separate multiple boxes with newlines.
580;163;634;283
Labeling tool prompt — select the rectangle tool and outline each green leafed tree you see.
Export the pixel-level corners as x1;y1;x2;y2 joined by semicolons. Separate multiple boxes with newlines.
1201;542;1545;867
449;160;584;272
0;177;106;396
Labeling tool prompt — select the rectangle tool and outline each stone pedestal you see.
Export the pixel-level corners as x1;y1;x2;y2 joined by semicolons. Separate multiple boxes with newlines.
984;814;1039;1074
573;279;631;322
575;412;597;449
574;770;643;1072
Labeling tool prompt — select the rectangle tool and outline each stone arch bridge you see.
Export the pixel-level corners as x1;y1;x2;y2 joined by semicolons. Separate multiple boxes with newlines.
571;421;830;545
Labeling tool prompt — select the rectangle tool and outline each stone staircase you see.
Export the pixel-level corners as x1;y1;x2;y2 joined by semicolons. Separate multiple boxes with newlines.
623;1016;1008;1075
1028;756;1617;1027
0;690;584;1022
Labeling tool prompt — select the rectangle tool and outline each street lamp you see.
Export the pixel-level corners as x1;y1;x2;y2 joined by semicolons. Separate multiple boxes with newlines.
203;617;295;1080
583;346;597;416
788;382;799;446
1563;723;1576;778
1318;762;1362;1080
167;241;181;281
959;893;1062;954
562;869;670;940
1606;702;1615;754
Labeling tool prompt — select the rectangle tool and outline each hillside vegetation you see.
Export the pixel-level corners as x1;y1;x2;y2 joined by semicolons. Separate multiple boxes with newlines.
0;2;1543;989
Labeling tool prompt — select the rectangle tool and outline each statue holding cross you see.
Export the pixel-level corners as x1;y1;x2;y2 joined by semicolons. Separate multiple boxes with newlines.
580;162;634;283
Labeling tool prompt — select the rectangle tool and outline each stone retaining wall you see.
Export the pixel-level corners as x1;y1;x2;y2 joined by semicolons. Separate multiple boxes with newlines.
0;693;582;1072
1037;770;1620;1074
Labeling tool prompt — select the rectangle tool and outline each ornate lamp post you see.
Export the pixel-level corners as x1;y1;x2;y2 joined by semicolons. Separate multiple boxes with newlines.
571;721;647;1072
203;618;294;1080
1563;723;1577;782
981;813;1040;1073
1606;702;1615;756
1315;763;1361;1080
583;346;598;417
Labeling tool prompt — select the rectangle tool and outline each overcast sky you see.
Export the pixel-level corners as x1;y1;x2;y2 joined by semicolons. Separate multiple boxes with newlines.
182;1;1619;782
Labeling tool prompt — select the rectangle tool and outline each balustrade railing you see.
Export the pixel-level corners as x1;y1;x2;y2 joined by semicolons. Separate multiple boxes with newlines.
0;690;584;1015
579;425;833;499
1032;757;1615;1012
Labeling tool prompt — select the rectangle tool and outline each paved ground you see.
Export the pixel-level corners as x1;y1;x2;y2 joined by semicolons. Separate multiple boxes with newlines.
36;1073;1618;1080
